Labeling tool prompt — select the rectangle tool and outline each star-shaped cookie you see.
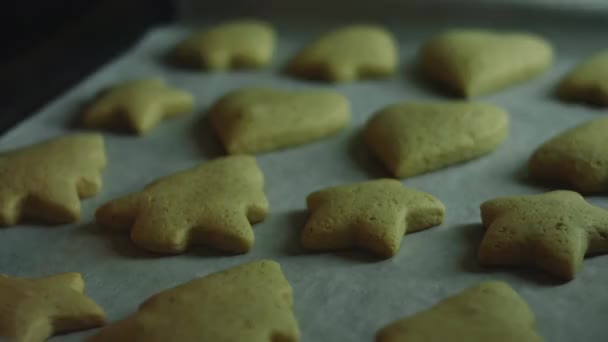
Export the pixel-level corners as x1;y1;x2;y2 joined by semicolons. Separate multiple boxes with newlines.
529;117;608;193
301;179;445;257
288;25;398;82
171;20;275;70
420;29;553;97
558;50;608;106
364;101;508;178
0;272;106;342
82;78;194;135
95;156;269;254
479;190;608;280
90;260;300;342
376;281;543;342
210;87;351;154
0;134;106;225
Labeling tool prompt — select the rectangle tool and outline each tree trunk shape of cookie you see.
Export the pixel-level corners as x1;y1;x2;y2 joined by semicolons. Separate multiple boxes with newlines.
301;179;445;257
210;87;351;154
0;273;106;342
376;281;543;342
364;101;508;178
89;260;300;342
288;25;398;83
81;78;194;135
529;117;608;193
0;134;106;226
95;156;269;254
479;191;608;280
420;29;553;97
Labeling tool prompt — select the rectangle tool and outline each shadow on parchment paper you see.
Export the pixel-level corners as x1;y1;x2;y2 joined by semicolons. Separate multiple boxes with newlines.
75;222;160;259
283;210;309;255
190;113;224;159
76;222;233;258
335;250;387;263
67;99;93;130
403;62;460;99
514;162;572;192
347;130;389;179
458;223;566;286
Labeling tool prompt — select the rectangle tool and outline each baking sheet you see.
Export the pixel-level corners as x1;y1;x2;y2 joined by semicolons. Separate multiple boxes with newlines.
1;10;607;342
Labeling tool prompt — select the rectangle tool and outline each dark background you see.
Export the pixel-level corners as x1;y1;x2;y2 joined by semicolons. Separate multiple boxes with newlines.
0;0;174;134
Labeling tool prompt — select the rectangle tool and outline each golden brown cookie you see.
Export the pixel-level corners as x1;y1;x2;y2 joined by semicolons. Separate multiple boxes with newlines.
364;101;508;178
301;179;445;257
0;134;106;225
558;50;608;106
96;156;268;254
171;20;275;70
288;25;398;82
420;29;553;97
90;260;300;342
0;272;106;342
529;117;608;193
376;281;543;342
479;190;608;280
82;78;194;135
210;87;350;154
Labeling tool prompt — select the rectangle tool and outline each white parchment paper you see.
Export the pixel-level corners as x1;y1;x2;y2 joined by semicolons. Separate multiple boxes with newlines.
0;16;607;342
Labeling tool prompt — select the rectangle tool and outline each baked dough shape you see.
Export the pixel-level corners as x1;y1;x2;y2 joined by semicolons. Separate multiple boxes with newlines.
301;179;445;257
288;25;398;82
171;20;275;70
364;101;508;178
96;155;268;254
376;281;543;342
479;190;608;280
529;117;608;193
0;272;106;342
0;134;106;225
82;78;194;135
210;87;350;154
558;50;608;106
420;29;553;97
89;260;300;342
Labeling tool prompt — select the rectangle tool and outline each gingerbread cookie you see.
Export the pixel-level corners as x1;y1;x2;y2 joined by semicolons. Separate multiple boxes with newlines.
0;134;106;225
82;78;194;135
288;25;398;82
210;87;350;154
558;50;608;106
364;101;508;178
0;272;106;342
420;29;553;97
479;190;608;280
376;281;543;342
96;156;268;254
171;20;275;70
90;260;300;342
301;179;445;257
529;117;608;193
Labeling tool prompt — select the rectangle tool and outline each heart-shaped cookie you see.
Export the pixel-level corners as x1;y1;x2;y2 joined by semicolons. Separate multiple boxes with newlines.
210;87;351;154
529;117;608;193
288;25;398;83
364;101;509;178
420;29;553;97
558;50;608;106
